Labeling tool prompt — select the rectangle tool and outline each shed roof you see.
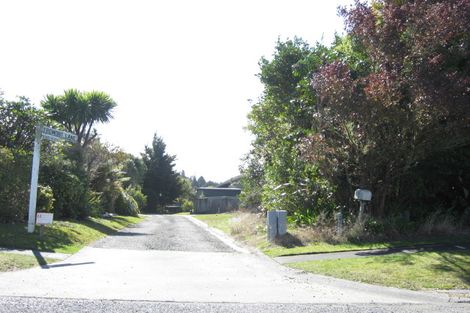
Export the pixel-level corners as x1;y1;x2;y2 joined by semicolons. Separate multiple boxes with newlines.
197;187;241;197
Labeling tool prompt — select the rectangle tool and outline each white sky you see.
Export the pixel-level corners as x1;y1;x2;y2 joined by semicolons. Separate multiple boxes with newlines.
0;0;353;182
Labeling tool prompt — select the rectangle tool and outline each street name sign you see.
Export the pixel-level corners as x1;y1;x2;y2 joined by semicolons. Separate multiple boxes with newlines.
27;126;78;233
40;126;78;143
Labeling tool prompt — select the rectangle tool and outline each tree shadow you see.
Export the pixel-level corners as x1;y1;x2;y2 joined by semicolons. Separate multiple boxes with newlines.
77;216;138;235
274;233;304;248
432;251;470;285
0;216;139;253
107;231;148;237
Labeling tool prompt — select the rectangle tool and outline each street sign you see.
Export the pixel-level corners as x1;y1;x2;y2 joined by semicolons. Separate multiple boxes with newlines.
36;212;54;225
27;125;78;233
40;126;78;143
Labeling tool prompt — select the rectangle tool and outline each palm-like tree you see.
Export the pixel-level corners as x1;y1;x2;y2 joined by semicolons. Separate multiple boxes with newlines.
42;89;116;148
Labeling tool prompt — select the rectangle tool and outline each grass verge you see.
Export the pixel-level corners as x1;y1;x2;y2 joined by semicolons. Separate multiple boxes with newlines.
262;236;470;257
0;252;58;272
0;215;143;254
192;212;470;258
288;250;470;290
191;213;235;234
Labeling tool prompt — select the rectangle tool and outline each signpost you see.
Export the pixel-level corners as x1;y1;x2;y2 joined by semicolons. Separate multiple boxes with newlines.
36;212;54;237
27;126;77;233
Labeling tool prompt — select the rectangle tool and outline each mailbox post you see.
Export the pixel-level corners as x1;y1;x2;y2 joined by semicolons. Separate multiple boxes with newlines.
354;189;372;222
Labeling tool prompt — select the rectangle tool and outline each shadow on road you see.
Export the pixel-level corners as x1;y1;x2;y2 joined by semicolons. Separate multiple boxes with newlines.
40;262;95;269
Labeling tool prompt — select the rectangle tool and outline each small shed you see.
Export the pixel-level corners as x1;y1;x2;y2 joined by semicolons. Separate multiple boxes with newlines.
194;187;241;214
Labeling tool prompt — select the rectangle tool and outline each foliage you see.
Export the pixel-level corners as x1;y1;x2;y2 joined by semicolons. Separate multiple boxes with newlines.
36;185;55;213
115;190;140;217
242;38;336;222
0;148;31;223
0;90;148;222
41;89;116;148
0;95;47;150
302;0;470;218
244;0;470;228
126;186;147;212
180;199;195;212
176;176;196;210
178;176;196;200
142;133;182;212
40;155;90;219
190;176;219;188
124;156;147;188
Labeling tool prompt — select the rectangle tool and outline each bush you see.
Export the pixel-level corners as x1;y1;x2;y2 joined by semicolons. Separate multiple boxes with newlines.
40;159;90;219
181;199;194;212
36;185;55;213
115;190;140;216
0;148;31;223
126;186;147;211
88;191;104;217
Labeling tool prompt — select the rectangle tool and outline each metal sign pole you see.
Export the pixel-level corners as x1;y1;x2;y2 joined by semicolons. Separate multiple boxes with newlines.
27;126;42;233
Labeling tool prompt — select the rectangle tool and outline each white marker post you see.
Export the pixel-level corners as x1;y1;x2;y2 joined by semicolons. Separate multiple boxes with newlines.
27;126;78;233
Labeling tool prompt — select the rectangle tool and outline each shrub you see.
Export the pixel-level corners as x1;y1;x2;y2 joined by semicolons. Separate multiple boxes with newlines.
126;186;147;211
40;160;90;219
36;185;55;213
115;190;140;216
0;148;31;223
181;199;194;212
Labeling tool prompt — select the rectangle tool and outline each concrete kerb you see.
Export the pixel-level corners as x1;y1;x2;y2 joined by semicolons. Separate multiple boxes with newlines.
0;248;71;261
184;215;250;254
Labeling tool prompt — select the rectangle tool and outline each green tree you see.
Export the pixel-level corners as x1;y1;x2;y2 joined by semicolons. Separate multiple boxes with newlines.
243;38;336;223
142;133;181;212
41;89;116;148
303;0;470;219
0;95;47;150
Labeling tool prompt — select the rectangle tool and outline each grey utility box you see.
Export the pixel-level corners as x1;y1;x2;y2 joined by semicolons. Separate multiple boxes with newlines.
267;210;288;241
277;210;287;236
267;211;278;241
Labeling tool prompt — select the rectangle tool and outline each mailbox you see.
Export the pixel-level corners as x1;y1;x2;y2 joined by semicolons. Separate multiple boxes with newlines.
354;189;372;201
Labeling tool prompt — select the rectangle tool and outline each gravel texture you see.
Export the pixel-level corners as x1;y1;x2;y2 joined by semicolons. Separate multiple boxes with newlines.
0;297;468;313
92;215;233;252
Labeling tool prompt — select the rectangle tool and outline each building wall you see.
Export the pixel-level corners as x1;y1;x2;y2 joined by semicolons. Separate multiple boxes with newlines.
194;196;239;214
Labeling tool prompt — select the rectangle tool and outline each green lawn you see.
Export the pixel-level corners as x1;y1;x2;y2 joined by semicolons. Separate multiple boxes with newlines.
0;215;143;254
190;212;470;259
288;250;470;290
0;252;58;272
261;236;470;257
191;213;235;234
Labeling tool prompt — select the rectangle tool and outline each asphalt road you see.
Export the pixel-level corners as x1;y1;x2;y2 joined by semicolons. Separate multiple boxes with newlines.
0;296;468;313
0;215;468;312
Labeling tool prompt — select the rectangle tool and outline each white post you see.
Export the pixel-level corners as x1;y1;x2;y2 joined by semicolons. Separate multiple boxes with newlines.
27;127;42;233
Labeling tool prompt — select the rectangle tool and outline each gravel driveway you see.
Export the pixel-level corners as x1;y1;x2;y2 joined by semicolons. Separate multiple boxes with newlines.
92;215;233;252
0;215;467;313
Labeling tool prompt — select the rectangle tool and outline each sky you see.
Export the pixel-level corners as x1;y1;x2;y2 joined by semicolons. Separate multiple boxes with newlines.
0;0;353;182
